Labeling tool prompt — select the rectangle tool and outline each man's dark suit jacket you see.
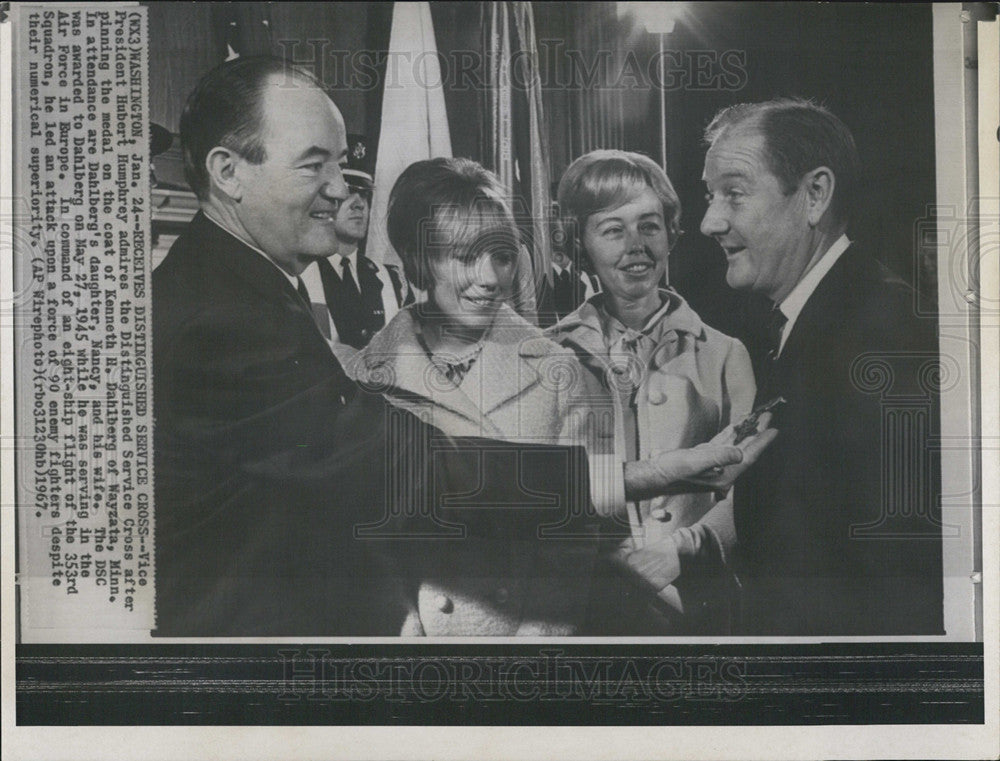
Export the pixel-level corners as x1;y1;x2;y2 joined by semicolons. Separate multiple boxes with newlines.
735;244;944;635
536;267;598;328
152;213;590;636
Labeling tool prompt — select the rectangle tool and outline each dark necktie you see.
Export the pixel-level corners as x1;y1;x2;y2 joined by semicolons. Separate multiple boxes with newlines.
318;257;367;347
757;305;787;402
296;276;332;340
765;306;787;361
296;276;311;308
340;257;359;294
553;269;574;316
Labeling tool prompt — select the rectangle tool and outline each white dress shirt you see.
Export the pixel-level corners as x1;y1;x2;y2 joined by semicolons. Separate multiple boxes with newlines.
776;234;851;355
298;260;340;346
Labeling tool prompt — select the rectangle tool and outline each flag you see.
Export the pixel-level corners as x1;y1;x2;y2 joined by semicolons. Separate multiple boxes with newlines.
368;1;453;270
484;1;553;324
211;4;273;61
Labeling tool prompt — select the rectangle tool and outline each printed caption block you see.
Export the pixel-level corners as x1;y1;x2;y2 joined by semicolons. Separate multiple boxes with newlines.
14;5;154;641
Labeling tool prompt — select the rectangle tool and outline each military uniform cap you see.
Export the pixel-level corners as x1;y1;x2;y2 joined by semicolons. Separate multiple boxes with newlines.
344;133;375;193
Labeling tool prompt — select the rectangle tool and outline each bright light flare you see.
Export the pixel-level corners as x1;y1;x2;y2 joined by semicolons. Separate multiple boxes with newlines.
616;2;686;34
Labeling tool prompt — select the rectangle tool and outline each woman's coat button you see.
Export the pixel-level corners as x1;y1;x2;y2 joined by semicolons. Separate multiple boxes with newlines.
434;595;453;613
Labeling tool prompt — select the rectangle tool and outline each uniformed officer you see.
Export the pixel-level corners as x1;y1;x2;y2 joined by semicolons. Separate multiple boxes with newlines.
298;134;413;353
548;245;601;319
537;191;601;327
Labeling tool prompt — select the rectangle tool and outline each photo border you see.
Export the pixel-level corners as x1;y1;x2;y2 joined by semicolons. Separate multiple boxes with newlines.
2;3;998;759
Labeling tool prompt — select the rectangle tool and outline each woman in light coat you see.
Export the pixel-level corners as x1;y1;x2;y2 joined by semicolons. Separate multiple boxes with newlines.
350;158;613;635
546;150;757;633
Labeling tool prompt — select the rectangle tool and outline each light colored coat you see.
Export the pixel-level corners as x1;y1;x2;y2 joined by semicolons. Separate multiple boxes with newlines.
350;304;603;635
545;289;756;562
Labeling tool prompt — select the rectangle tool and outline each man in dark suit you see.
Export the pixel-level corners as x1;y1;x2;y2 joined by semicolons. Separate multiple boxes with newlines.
153;56;764;636
700;98;943;635
153;56;411;635
536;247;601;328
536;197;600;328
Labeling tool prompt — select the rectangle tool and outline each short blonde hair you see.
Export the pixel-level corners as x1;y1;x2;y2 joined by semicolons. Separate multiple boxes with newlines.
557;150;682;271
387;157;519;291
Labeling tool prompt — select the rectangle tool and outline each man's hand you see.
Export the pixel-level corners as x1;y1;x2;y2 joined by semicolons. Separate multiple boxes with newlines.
611;533;683;593
623;413;777;501
607;526;707;616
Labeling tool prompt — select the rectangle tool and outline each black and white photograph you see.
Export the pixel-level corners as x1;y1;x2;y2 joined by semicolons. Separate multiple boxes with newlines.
1;1;997;759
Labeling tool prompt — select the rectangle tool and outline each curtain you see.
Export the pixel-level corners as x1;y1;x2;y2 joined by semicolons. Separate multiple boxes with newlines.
212;2;376;136
534;2;633;180
145;3;219;132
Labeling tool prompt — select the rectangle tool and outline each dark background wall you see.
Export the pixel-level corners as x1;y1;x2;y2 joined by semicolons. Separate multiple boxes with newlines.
616;2;936;334
145;1;936;337
146;2;392;136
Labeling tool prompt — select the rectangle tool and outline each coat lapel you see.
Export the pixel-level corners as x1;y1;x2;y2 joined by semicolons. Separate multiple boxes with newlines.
645;293;705;370
192;212;334;357
545;289;704;378
356;304;560;430
354;308;502;435
778;243;856;366
465;305;553;415
543;299;612;379
196;213;297;306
